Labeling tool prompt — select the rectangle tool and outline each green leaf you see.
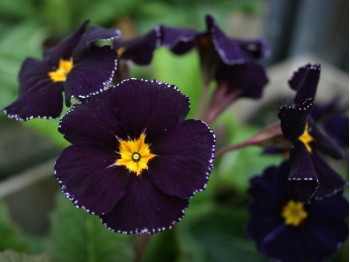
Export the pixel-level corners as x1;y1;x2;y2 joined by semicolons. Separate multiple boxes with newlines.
0;250;49;262
0;201;27;252
176;206;268;262
47;193;135;262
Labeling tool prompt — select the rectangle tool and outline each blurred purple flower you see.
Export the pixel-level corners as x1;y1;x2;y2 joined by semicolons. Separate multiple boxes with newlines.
247;161;348;262
3;21;120;121
54;79;215;234
160;15;269;122
278;64;346;201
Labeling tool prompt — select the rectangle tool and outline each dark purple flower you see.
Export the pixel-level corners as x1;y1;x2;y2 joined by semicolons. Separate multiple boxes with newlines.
278;64;347;201
54;79;216;234
3;21;120;121
160;15;269;122
247;161;348;262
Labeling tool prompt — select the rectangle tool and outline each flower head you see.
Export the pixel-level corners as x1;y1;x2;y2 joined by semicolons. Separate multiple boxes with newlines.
54;79;216;234
247;161;348;262
160;15;269;122
278;64;347;201
3;21;120;121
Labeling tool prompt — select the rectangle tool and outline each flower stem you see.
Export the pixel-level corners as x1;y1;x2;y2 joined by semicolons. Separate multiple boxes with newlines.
134;234;151;262
194;81;210;120
215;122;286;157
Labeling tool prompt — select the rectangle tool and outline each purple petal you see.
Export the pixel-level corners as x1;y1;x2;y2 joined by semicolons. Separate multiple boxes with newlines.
260;224;306;262
103;79;190;141
64;46;118;104
324;114;349;147
147;120;215;198
114;27;160;65
159;25;197;55
54;143;129;215
59;79;190;145
247;216;282;249
18;58;52;95
216;62;268;99
3;79;63;121
302;221;348;261
248;163;292;214
74;26;121;58
288;64;320;105
44;21;89;66
289;143;319;202
101;174;188;234
308;192;348;224
309;119;345;159
206;15;269;65
278;99;313;141
59;88;122;146
311;152;347;200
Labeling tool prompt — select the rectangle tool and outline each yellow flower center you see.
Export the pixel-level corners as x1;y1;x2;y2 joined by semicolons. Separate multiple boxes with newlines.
281;200;308;227
48;58;74;82
117;47;125;56
298;123;313;153
116;134;156;175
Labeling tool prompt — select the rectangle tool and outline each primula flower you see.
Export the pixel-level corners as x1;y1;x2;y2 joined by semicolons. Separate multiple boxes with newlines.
160;15;269;122
247;161;348;262
3;21;120;121
278;64;346;201
54;79;216;234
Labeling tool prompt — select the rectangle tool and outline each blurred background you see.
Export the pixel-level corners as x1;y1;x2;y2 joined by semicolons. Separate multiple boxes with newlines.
0;0;348;261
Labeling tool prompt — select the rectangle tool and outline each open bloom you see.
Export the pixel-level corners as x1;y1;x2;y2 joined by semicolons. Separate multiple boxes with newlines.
247;161;348;262
160;15;269;122
54;79;215;234
278;64;346;201
3;21;120;121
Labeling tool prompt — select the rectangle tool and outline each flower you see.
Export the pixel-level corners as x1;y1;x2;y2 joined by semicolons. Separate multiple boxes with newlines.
160;15;269;122
3;21;120;121
247;161;348;262
54;78;216;234
278;64;346;201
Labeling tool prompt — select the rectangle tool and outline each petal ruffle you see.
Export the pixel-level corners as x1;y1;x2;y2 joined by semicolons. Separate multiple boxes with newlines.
44;21;89;66
289;143;319;202
64;46;118;104
288;63;320;105
3;79;63;121
54;143;129;215
147;120;215;198
101;174;188;234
